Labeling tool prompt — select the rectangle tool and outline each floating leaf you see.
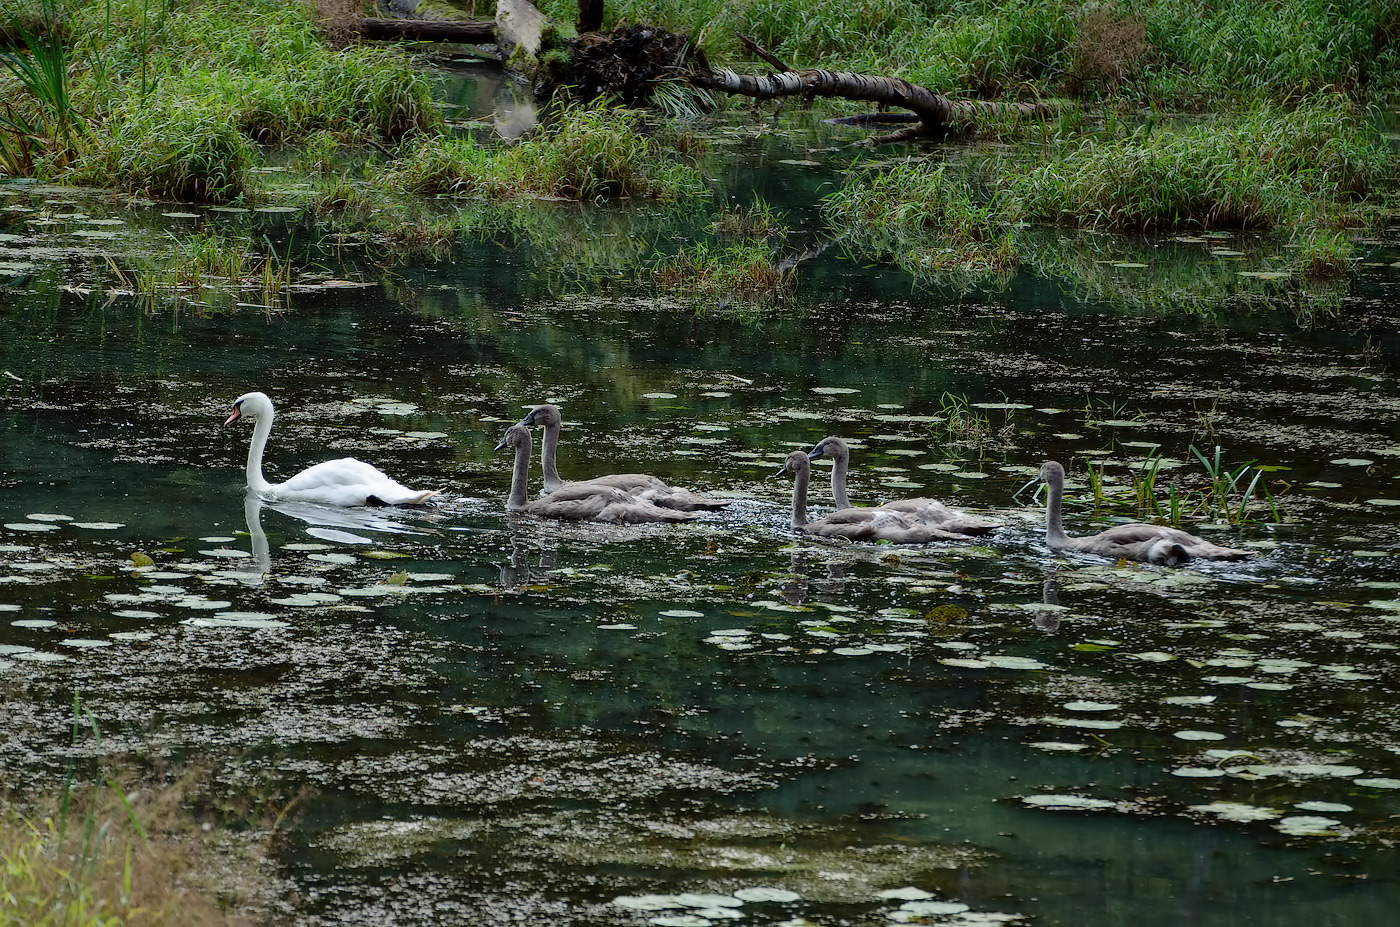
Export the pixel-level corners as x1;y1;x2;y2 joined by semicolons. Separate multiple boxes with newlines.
612;895;682;911
1274;815;1341;836
1189;801;1279;822
1174;730;1226;741
129;552;155;567
1022;794;1116;811
732;887;800;903
675;893;742;908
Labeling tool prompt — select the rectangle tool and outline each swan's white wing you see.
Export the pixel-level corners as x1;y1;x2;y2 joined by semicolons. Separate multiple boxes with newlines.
269;457;439;506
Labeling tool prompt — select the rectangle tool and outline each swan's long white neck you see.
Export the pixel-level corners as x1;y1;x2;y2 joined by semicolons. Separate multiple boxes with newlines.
1044;468;1070;547
509;432;532;510
245;406;275;494
830;448;850;508
540;420;563;492
791;461;810;528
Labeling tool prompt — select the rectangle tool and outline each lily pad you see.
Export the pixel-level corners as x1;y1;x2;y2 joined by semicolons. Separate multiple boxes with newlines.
732;887;800;903
1022;794;1116;811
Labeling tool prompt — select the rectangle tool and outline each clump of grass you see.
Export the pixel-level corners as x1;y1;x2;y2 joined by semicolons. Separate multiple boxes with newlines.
709;198;786;238
1068;7;1150;96
0;25;86;175
1190;444;1284;525
384;135;507;198
1080;446;1283;526
1289;228;1354;278
112;230;293;310
383;105;706;201
507;102;705;199
824;160;1019;274
648;241;792;304
930;392;1017;456
67;86;256;202
1015;99;1391;231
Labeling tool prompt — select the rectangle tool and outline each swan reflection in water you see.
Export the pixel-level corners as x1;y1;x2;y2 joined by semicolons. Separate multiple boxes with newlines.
238;493;427;584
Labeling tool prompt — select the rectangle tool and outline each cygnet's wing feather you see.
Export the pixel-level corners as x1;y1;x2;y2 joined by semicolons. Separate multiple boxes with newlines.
633;485;730;511
545;474;727;511
871;497;1002;534
1062;523;1251;563
524;482;694;523
805;507;974;543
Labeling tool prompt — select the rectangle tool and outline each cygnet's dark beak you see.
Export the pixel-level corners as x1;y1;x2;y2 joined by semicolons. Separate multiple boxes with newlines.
806;442;826;460
518;409;538;426
223;402;243;426
493;436;510;452
774;462;792;478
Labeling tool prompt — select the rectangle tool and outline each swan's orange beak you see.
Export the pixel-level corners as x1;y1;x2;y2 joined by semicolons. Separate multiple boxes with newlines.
223;404;243;426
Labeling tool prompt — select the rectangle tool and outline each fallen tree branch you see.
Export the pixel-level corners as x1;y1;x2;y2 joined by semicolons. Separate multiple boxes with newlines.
735;32;792;73
690;67;1052;141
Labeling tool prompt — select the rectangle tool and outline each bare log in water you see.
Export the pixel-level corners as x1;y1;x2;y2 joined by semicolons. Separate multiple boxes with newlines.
356;18;495;43
690;66;1053;140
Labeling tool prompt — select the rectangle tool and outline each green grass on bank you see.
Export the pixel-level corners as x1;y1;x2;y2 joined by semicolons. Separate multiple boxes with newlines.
824;97;1396;287
551;0;1400;105
381;105;707;201
0;0;439;201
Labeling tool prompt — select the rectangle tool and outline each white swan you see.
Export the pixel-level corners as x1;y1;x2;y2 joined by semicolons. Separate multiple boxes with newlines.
1022;461;1252;565
518;404;728;510
496;425;693;524
779;451;978;543
223;391;441;507
807;436;1001;535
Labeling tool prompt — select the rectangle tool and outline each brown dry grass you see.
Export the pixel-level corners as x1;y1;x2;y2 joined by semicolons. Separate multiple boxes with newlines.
1;760;294;926
1069;7;1149;95
306;0;368;48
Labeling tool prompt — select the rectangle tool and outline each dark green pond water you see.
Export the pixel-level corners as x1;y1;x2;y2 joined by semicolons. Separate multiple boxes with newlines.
3;99;1400;927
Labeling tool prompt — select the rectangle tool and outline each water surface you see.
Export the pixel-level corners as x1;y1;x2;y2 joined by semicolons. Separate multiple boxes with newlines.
3;113;1400;927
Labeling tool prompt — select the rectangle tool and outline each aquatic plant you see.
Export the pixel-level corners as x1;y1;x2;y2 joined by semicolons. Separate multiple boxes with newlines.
931;392;1017;455
110;230;293;310
384;105;707;202
709;197;787;239
1289;229;1355;278
1190;444;1283;524
1083;398;1146;430
1082;446;1283;526
824;160;1019;276
648;240;792;307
